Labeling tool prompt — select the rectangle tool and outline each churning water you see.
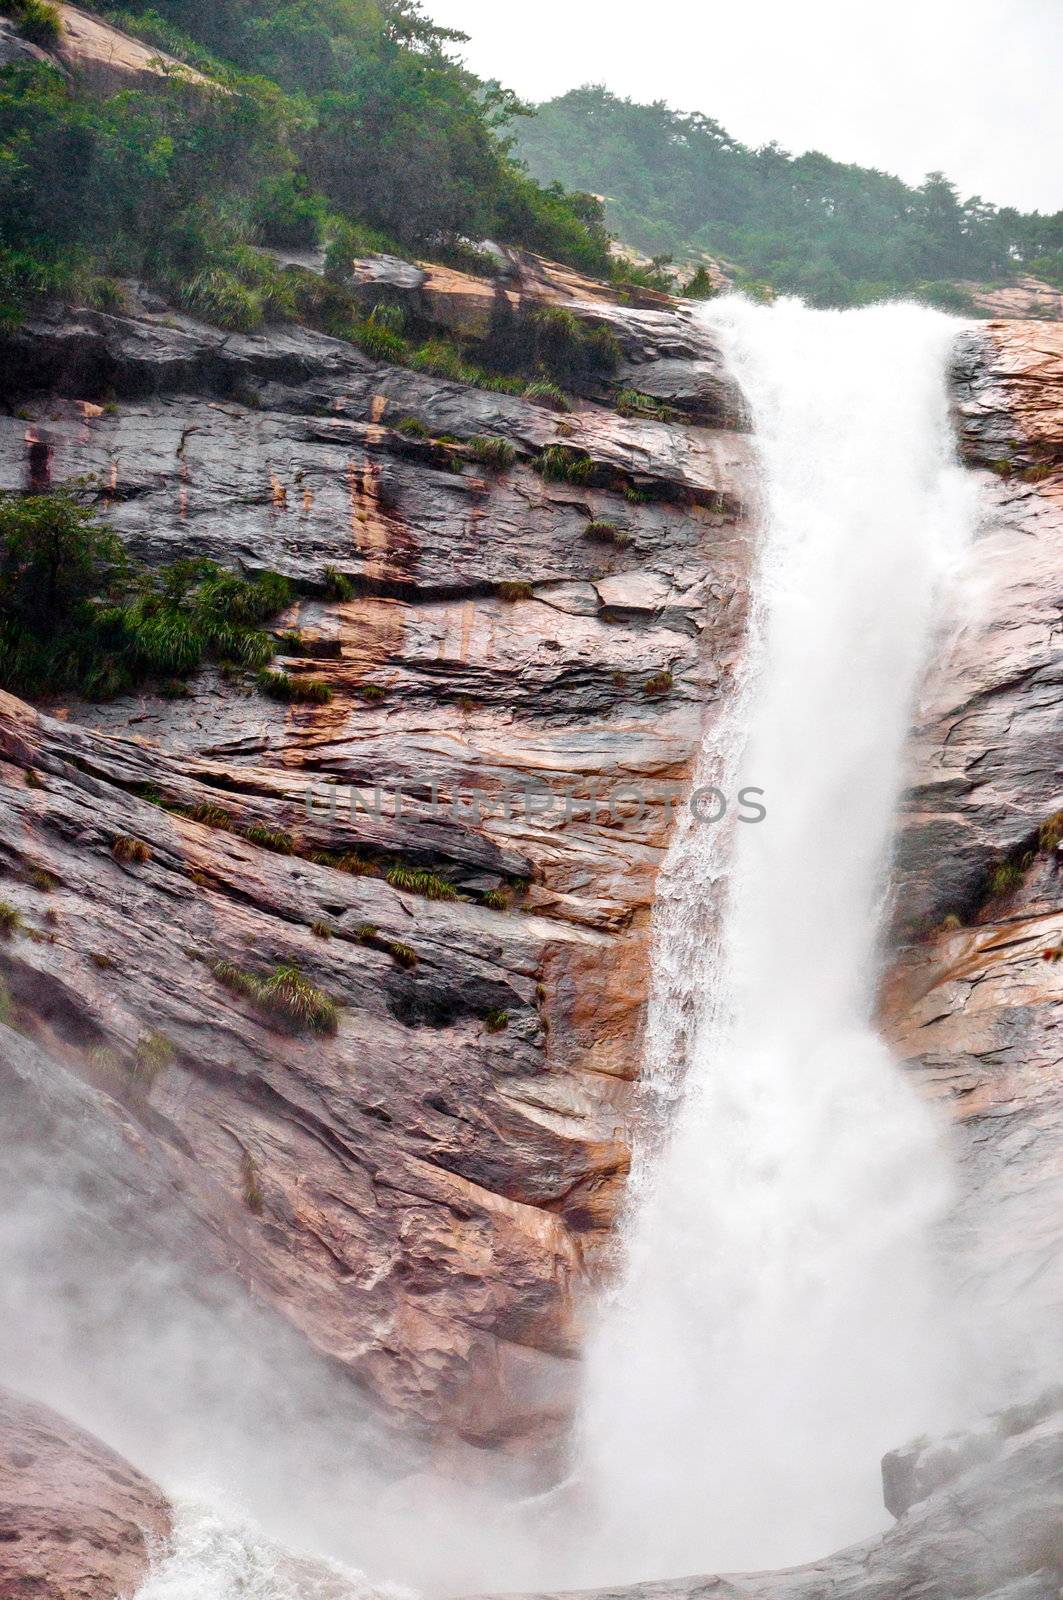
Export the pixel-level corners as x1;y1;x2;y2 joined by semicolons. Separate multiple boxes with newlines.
573;298;979;1583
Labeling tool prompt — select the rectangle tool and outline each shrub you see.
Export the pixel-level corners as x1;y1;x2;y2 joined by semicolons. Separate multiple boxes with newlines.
0;900;23;937
1;0;61;46
683;265;719;300
0;495;292;700
256;670;332;704
987;858;1023;896
467;436;516;471
112;836;151;864
354;313;409;363
354;683;385;702
615;388;674;421
643;670;674;698
174;801;232;829
27;867;55;891
484;1008;509;1033
322;566;355;601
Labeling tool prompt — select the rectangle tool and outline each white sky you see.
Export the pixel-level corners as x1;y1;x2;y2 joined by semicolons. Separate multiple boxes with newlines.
426;0;1063;213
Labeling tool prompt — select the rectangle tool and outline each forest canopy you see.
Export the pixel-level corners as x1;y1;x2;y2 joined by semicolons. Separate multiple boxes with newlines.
514;86;1063;308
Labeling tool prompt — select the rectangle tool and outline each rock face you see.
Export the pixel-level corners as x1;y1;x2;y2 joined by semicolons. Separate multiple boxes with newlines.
486;1393;1063;1600
2;253;1063;1597
0;1386;170;1600
0;259;751;1453
884;319;1063;1383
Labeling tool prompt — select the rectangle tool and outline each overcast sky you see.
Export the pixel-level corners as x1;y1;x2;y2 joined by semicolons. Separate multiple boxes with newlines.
426;0;1063;214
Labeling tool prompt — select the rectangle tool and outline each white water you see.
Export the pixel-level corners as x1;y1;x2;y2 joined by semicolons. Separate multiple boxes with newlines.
573;298;979;1584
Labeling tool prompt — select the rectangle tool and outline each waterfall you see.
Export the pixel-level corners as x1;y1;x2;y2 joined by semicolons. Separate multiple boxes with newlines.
573;298;978;1584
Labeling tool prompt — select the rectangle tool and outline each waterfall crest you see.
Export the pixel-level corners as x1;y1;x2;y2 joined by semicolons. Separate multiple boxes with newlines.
574;298;978;1583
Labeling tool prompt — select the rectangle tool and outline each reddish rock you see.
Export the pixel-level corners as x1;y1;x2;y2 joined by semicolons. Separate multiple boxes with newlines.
0;1387;170;1600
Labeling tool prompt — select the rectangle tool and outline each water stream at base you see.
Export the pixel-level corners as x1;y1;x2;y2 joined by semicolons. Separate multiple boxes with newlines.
571;297;979;1583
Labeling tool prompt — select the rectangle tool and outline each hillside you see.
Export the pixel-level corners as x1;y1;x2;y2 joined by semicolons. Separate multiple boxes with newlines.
515;86;1063;311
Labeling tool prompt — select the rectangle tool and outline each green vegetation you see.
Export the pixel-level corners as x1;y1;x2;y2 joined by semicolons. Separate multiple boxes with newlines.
516;86;1063;308
987;858;1024;896
497;580;533;602
584;519;631;546
1038;812;1063;852
131;1029;175;1085
385;863;457;900
536;445;595;485
241;1150;264;1214
484;1008;508;1033
0;900;23;937
255;669;332;704
1;0;62;46
467;435;516;471
0;492;292;698
240;822;294;853
0;0;616;327
322;565;355;601
212;957;339;1035
522;378;570;412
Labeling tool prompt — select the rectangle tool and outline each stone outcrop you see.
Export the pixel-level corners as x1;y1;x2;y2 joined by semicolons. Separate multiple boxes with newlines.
0;1385;170;1600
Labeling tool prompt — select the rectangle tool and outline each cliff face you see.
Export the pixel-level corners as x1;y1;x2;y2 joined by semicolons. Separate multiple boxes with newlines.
2;258;1063;1598
887;320;1063;1378
0;255;751;1452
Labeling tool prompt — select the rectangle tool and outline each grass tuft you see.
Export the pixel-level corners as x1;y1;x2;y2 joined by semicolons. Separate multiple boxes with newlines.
643;670;674;698
256;670;332;704
0;900;23;938
212;958;339;1035
241;823;294;854
484;1008;509;1033
132;1031;175;1086
111;836;151;865
497;581;533;602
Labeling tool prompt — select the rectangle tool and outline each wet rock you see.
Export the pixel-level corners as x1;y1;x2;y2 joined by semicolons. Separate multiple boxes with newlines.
0;1385;170;1600
480;1399;1063;1600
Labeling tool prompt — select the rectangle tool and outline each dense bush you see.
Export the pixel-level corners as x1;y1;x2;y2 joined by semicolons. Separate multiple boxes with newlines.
517;86;1063;308
0;0;614;327
0;492;291;697
1;0;62;46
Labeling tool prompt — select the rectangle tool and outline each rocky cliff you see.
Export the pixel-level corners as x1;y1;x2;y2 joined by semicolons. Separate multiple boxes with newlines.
1;253;1062;1597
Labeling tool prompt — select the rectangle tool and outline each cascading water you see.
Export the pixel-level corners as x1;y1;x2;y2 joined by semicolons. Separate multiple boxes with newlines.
573;298;979;1584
